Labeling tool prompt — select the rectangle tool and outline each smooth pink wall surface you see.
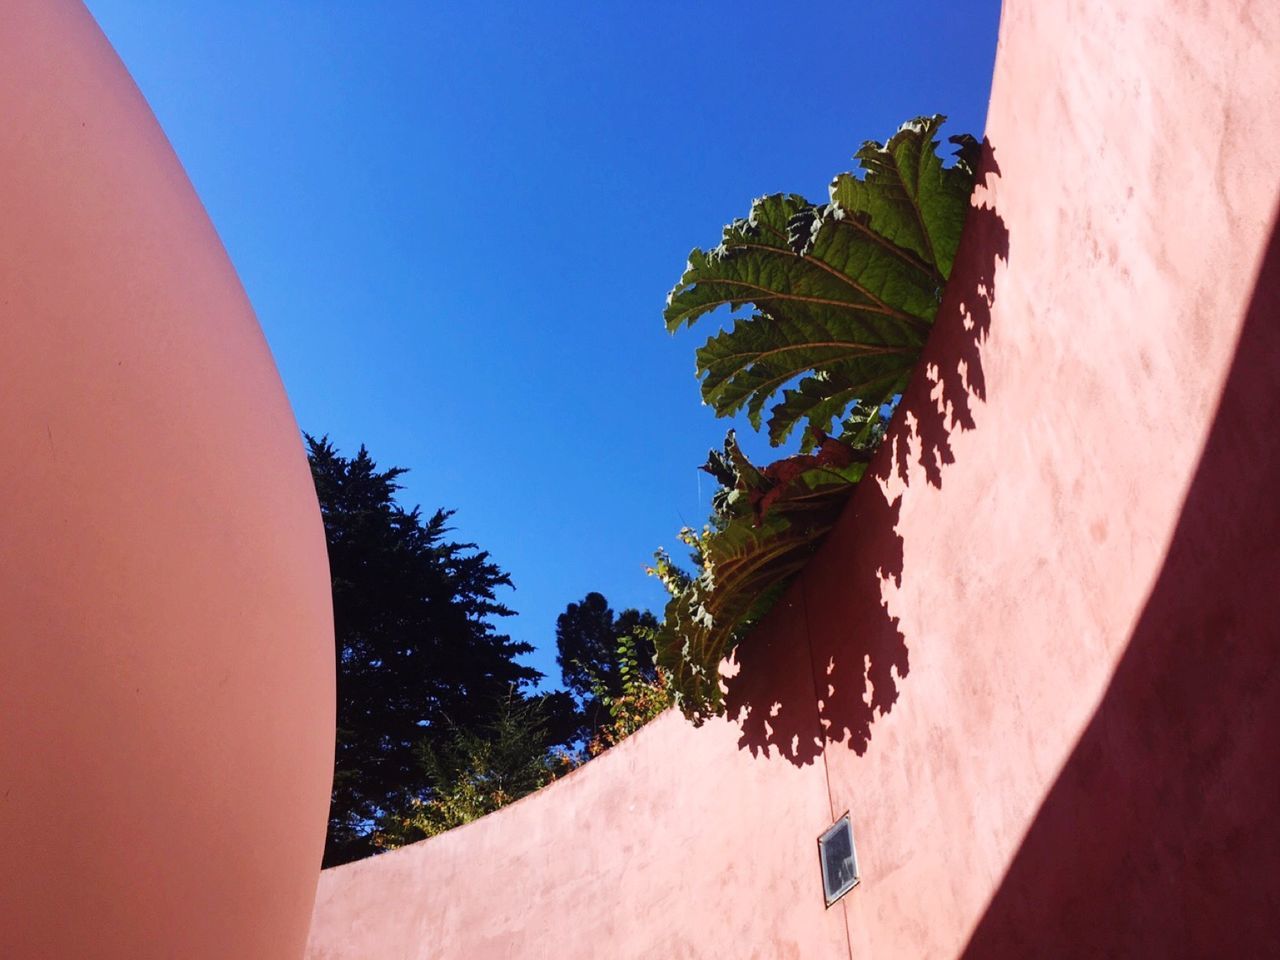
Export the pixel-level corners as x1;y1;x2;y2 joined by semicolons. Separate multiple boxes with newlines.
0;2;334;957
307;1;1280;956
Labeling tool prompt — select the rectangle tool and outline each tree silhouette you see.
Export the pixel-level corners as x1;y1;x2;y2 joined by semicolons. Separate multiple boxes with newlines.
555;591;658;738
308;436;542;866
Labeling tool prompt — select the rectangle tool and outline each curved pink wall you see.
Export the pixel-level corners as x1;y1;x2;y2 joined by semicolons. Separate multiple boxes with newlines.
0;2;334;957
308;0;1280;956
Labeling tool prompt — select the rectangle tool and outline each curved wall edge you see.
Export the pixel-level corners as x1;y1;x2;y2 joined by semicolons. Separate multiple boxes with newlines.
0;2;336;957
307;1;1280;956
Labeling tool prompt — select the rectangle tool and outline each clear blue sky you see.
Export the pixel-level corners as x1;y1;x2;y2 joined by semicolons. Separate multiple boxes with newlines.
85;1;1002;686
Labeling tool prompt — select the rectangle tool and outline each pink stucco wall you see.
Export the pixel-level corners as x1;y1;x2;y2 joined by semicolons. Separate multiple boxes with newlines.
307;0;1280;956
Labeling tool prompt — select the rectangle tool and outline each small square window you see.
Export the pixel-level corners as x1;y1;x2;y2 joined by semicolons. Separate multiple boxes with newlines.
818;814;860;906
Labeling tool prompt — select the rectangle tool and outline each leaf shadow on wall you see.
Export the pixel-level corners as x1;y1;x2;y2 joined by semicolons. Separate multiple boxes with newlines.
723;143;1009;767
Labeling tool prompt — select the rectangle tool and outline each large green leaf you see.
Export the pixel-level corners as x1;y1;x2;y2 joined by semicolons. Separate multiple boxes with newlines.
696;312;920;444
821;116;979;281
664;115;976;453
651;116;976;720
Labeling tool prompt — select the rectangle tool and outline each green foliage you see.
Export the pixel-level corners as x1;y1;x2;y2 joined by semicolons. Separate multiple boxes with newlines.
374;625;675;852
655;116;975;720
666;114;976;451
309;436;563;866
373;692;574;848
375;626;675;851
555;592;659;739
586;627;675;755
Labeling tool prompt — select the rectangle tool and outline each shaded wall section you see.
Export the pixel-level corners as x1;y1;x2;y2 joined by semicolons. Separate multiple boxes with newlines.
959;203;1280;959
307;0;1280;956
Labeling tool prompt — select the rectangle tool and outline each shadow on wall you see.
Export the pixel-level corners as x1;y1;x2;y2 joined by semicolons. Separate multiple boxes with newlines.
725;143;1010;767
959;204;1280;958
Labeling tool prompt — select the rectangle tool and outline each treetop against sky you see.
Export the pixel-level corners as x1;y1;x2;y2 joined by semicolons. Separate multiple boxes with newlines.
85;0;1002;685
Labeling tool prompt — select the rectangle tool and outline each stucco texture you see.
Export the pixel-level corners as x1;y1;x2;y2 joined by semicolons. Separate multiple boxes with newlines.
306;0;1280;956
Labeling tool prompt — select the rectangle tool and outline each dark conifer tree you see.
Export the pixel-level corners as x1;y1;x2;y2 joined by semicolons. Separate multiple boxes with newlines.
307;436;541;866
554;592;658;738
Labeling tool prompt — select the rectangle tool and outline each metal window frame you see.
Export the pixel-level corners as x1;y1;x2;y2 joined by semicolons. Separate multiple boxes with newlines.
817;812;861;907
